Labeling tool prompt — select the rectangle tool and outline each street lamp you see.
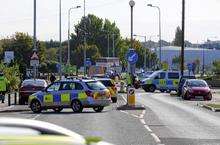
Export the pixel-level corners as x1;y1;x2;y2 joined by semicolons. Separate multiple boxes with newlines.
59;0;62;78
83;0;87;76
147;4;162;67
67;6;81;65
129;0;135;49
33;0;37;52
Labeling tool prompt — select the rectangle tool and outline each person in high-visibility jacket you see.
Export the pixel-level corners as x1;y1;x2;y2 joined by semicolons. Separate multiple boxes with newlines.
126;73;132;87
0;73;8;103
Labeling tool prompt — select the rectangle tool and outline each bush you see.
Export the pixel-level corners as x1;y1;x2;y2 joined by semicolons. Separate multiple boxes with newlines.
0;63;21;92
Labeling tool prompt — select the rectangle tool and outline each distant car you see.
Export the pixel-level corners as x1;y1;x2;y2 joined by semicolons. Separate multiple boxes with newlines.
182;79;212;100
0;118;113;145
28;79;111;113
19;79;48;105
177;75;196;96
95;78;118;103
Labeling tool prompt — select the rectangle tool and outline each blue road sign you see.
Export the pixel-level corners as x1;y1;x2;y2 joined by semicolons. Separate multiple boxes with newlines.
126;49;138;65
86;60;92;67
56;63;61;72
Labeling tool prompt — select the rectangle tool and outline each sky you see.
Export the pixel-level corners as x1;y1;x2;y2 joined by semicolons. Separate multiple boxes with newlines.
1;0;220;43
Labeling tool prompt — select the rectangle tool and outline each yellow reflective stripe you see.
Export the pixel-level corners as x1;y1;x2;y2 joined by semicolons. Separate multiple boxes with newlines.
146;80;152;84
44;94;53;103
108;87;116;96
78;92;87;100
159;79;166;86
173;79;179;87
61;93;70;102
93;92;99;99
29;95;36;101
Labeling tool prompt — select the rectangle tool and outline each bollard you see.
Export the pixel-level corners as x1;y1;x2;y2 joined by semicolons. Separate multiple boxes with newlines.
14;92;17;105
127;87;135;106
8;93;11;106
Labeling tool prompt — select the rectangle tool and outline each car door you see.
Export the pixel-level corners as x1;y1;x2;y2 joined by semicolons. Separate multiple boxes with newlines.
44;82;61;107
157;72;166;90
167;72;180;90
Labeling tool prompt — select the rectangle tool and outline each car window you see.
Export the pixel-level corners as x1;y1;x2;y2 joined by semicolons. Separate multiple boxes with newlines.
0;126;40;136
86;81;106;90
47;82;61;92
168;72;179;79
75;83;84;90
159;72;166;79
188;80;208;87
22;80;47;87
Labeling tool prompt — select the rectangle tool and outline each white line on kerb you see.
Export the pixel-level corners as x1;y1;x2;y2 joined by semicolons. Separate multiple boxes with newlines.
32;114;41;120
144;125;152;132
131;114;139;118
120;110;129;115
151;133;161;143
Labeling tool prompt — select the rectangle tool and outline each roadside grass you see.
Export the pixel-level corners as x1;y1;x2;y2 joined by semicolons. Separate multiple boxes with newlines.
206;103;220;109
85;136;102;145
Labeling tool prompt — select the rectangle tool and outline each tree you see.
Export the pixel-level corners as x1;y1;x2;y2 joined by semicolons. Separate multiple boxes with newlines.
73;44;101;68
70;14;121;59
213;60;220;76
172;56;181;70
172;26;182;46
194;58;200;74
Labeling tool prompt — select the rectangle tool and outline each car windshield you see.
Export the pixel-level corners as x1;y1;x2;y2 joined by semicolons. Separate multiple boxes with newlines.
86;81;106;90
100;80;114;87
188;80;208;87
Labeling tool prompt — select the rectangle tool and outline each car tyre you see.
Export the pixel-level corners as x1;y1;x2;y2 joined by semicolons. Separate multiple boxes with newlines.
204;93;212;101
160;90;165;93
111;97;117;103
71;100;83;113
149;85;156;93
53;107;63;113
93;106;104;112
143;86;149;92
30;100;42;113
183;92;190;100
166;90;171;93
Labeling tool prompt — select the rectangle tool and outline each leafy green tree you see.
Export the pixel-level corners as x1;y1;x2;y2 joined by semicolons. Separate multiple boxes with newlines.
172;56;181;70
172;26;182;46
213;60;220;76
70;14;120;58
73;44;101;68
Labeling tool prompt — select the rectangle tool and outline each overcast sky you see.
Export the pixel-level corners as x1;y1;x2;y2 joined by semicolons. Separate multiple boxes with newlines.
0;0;220;43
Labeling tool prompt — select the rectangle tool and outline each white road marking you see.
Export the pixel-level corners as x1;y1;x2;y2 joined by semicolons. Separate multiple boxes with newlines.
151;133;161;143
144;125;152;132
139;114;144;119
140;118;146;125
32;114;41;120
131;114;139;118
120;110;129;115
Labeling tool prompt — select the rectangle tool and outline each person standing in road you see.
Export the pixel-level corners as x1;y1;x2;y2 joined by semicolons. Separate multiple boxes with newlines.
0;72;8;103
50;74;56;84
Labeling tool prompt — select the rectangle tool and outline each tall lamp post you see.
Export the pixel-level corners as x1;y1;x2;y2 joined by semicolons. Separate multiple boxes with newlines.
147;4;162;67
129;0;135;74
33;0;37;52
67;6;81;65
59;0;62;78
181;0;185;76
83;0;87;76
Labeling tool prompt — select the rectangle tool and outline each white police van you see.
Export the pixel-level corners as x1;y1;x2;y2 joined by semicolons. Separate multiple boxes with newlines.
140;70;180;93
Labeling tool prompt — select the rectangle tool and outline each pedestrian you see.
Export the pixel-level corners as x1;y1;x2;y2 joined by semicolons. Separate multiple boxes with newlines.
0;72;8;103
50;74;56;84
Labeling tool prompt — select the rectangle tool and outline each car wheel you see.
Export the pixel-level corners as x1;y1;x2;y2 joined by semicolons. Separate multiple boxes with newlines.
93;106;104;112
53;107;63;113
30;100;42;113
143;85;149;92
204;93;212;101
149;85;156;93
71;100;83;113
111;97;117;103
183;92;190;100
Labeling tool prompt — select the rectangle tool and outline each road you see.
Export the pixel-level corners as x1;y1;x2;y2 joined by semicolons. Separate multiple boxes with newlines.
1;90;220;145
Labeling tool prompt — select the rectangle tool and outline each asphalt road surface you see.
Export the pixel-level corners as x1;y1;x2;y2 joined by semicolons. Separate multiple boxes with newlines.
1;90;220;145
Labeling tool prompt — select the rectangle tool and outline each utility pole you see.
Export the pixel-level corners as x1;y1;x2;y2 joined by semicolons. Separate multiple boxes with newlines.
83;0;87;76
108;34;110;57
181;0;185;76
59;0;62;78
33;0;37;52
112;33;115;57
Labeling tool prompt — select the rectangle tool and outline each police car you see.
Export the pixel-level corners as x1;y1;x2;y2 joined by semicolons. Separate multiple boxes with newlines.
140;70;180;93
28;79;111;113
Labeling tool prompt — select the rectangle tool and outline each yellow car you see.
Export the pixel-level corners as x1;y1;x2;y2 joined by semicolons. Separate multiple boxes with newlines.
0;118;113;145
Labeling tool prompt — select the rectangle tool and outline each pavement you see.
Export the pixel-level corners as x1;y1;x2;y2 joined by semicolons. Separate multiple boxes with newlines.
1;88;220;145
